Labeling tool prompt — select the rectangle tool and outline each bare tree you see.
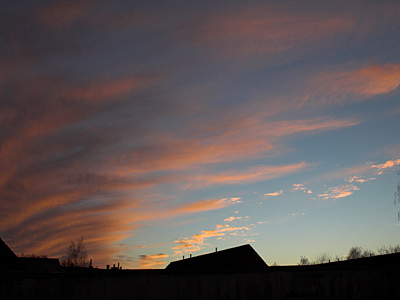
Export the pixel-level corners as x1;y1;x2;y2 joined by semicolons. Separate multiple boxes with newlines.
347;246;363;260
378;244;400;255
347;246;375;260
299;256;310;265
61;237;89;267
314;252;331;264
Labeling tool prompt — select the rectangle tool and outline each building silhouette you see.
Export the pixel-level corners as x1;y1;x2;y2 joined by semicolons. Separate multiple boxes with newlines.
1;237;399;299
166;244;268;273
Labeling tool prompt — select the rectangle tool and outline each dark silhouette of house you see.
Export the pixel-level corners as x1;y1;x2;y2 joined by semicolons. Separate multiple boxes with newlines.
165;244;268;273
0;238;60;272
19;257;60;272
0;238;23;271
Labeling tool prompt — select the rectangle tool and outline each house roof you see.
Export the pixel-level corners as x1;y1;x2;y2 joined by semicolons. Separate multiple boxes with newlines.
19;257;61;272
0;238;22;271
165;244;268;273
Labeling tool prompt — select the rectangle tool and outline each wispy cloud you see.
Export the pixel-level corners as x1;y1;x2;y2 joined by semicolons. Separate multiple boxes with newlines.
371;158;400;175
190;3;355;61
37;1;154;31
188;162;311;187
346;176;376;183
2;1;399;269
292;183;313;194
319;185;360;200
224;216;249;222
265;190;283;197
172;198;241;215
138;253;169;268
304;64;400;106
172;224;251;255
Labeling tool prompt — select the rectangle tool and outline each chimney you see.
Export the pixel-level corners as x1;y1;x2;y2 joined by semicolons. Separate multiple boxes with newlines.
215;247;217;252
190;254;192;258
183;256;184;260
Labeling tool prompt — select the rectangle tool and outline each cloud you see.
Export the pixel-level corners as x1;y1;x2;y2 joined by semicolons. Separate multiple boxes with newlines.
122;117;358;174
292;184;306;191
371;158;400;174
3;1;396;269
265;190;283;197
190;3;355;61
190;162;310;187
304;64;400;106
172;198;241;215
37;2;94;30
224;216;249;222
346;176;376;183
37;1;154;31
292;184;313;194
173;224;251;255
138;253;169;268
319;185;360;200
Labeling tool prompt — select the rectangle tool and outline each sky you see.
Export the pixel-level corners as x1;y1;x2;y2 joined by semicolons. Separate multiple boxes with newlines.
1;0;400;269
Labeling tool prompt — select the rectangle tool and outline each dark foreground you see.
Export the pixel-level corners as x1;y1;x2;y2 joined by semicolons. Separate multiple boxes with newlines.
1;253;399;300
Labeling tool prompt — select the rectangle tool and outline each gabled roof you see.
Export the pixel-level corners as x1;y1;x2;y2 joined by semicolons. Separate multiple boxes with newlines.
0;238;22;271
19;257;61;272
165;244;268;273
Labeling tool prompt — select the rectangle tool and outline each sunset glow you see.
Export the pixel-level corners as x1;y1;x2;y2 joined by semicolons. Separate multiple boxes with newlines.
1;1;399;269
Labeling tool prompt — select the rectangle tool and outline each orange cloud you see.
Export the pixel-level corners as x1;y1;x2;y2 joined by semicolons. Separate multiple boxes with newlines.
265;190;283;197
37;1;153;31
305;64;400;105
319;184;360;200
192;4;355;59
62;76;159;104
172;224;251;255
371;158;400;174
189;162;310;187
138;253;169;268
346;176;376;183
224;216;249;222
119;117;357;174
172;198;241;215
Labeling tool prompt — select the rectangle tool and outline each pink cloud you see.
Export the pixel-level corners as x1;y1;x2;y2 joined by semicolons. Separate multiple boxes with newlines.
319;184;360;200
62;76;160;104
37;2;93;30
114;116;358;176
172;224;251;255
371;158;400;174
265;190;283;197
346;176;376;183
172;198;241;215
192;4;355;60
138;253;169;268
189;162;310;187
224;216;249;222
37;1;154;31
304;64;400;105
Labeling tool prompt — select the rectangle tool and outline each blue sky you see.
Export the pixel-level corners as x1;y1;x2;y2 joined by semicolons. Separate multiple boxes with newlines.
1;0;399;268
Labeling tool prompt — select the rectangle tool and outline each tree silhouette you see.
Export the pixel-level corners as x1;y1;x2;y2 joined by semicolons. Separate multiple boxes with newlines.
61;237;89;267
314;252;331;264
347;246;374;260
298;256;310;265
